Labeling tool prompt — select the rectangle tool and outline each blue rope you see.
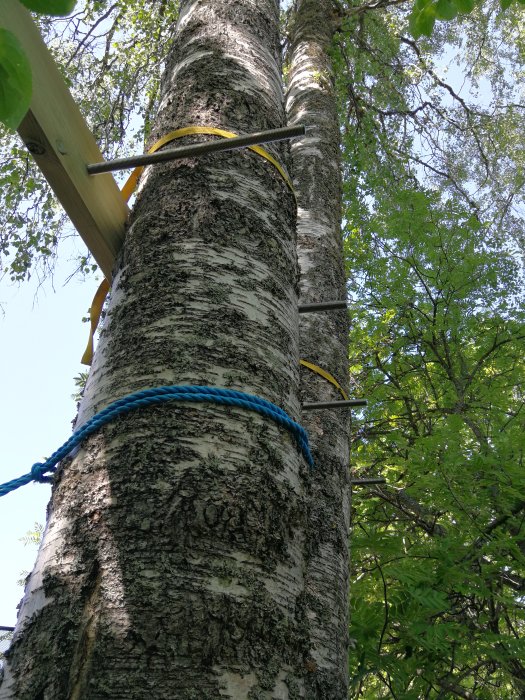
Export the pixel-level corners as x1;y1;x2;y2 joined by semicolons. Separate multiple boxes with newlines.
0;385;314;497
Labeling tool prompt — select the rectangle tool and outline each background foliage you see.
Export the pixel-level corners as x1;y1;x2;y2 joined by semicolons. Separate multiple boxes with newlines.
0;0;178;281
333;1;525;695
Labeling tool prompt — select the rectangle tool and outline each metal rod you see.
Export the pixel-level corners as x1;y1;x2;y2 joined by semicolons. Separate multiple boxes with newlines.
298;300;348;313
302;399;367;410
351;478;386;485
0;626;14;632
87;124;306;175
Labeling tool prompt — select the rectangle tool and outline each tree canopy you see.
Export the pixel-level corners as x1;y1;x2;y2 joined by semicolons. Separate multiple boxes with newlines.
1;0;524;696
335;2;525;695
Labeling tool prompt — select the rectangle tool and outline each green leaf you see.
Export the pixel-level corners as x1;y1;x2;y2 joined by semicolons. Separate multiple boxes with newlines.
499;0;513;8
19;0;77;16
0;29;32;131
454;0;476;10
409;0;439;37
410;5;436;38
408;8;422;37
436;0;458;19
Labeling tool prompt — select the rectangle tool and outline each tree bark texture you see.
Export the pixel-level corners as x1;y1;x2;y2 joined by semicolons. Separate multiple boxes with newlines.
286;1;351;697
1;1;311;697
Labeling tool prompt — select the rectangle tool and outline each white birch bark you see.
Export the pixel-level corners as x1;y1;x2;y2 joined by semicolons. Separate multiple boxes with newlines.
286;1;352;697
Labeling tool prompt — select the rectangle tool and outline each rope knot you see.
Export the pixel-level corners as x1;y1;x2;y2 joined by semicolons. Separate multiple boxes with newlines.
30;463;52;484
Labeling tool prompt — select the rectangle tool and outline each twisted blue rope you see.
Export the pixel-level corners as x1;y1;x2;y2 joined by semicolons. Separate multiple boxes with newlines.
0;385;313;497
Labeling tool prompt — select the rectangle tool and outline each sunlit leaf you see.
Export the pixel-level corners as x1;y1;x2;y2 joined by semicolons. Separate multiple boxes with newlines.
436;0;458;19
414;6;436;36
453;0;476;11
0;29;31;131
19;0;76;16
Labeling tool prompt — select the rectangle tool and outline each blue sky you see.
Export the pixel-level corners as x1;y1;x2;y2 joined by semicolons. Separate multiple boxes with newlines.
0;259;101;626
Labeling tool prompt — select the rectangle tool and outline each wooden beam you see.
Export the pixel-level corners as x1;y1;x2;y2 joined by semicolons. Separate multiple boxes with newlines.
0;0;129;281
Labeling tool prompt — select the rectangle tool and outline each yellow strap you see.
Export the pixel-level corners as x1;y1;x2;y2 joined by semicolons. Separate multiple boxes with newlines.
81;278;110;365
82;126;294;365
299;359;349;401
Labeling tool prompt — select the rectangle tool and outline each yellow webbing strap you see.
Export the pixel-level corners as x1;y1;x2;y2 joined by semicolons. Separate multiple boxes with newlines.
82;126;295;365
81;278;110;365
299;359;349;401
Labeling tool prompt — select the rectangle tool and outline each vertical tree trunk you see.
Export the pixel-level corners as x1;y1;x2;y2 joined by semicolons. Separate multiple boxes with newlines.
1;2;310;697
286;2;351;698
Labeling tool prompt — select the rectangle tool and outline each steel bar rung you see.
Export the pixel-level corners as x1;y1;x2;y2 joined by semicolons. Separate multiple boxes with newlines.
351;478;386;485
298;300;348;313
87;124;306;175
302;399;367;410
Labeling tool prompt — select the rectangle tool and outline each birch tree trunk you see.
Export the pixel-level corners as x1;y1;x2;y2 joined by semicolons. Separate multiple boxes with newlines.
1;1;311;697
286;2;351;697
